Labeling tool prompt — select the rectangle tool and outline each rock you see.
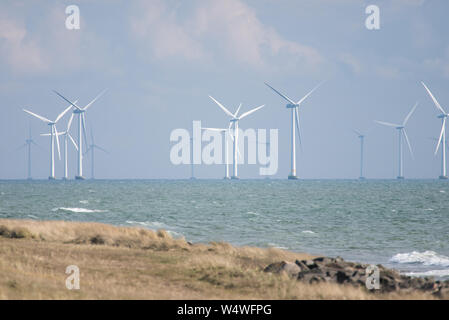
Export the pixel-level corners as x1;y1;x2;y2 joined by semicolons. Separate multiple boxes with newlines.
264;261;300;277
264;255;449;298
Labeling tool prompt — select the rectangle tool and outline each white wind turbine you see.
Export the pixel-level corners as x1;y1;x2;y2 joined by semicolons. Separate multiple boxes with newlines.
53;89;107;180
265;82;323;179
17;126;42;180
421;82;448;179
201;127;231;179
85;129;108;180
209;96;264;179
374;102;418;179
41;114;78;180
353;130;366;180
23;103;74;180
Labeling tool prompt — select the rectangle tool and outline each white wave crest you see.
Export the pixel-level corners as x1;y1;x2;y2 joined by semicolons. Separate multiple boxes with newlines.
405;269;449;278
301;230;316;235
53;207;107;213
390;251;449;267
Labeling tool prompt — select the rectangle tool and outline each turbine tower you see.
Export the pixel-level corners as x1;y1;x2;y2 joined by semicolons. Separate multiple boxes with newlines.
53;90;107;180
265;82;323;179
18;126;41;180
41;114;78;180
23;103;74;180
85;129;108;180
375;102;418;179
353;130;366;180
209;96;264;179
201;127;231;179
421;82;448;179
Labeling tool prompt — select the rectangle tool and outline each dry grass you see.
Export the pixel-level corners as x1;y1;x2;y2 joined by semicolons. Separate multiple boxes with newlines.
0;219;438;300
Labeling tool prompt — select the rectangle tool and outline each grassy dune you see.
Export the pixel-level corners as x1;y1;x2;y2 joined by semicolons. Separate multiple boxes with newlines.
0;219;437;300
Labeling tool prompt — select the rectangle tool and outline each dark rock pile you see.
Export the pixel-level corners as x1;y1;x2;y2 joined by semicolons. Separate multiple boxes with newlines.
264;256;449;297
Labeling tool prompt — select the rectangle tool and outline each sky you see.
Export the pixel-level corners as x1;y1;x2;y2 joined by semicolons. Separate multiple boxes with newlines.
1;0;449;179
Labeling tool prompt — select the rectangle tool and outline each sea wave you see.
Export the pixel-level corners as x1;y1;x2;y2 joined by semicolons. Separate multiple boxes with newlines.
405;269;449;278
125;220;183;238
53;207;107;213
390;251;449;267
125;220;166;228
301;230;316;235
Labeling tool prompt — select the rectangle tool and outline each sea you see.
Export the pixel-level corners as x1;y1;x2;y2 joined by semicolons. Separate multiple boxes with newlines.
0;179;448;279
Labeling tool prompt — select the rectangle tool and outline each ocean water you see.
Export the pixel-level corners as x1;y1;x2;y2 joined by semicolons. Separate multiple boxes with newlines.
0;179;448;279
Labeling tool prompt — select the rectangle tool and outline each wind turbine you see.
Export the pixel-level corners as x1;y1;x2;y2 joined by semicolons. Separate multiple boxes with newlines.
209;96;264;179
353;130;366;180
201;127;231;179
41;114;78;180
374;102;418;179
53;89;107;180
23;102;74;180
421;82;448;179
265;82;323;179
17;126;41;180
85;129;108;180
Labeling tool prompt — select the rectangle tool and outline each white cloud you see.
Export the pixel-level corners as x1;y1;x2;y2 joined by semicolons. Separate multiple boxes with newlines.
129;0;325;71
0;15;47;73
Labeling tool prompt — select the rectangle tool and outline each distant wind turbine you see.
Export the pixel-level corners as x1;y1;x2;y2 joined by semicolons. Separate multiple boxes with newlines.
421;82;448;179
209;96;264;179
374;102;418;179
353;130;366;180
17;126;42;180
53;89;107;180
202;127;231;179
41;113;78;180
23;102;74;180
85;129;108;180
265;81;324;179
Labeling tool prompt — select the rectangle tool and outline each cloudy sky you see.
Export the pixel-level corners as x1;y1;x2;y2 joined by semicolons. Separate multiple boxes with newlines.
1;0;448;179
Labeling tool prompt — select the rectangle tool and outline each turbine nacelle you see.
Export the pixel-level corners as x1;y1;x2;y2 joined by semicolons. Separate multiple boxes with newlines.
286;103;297;109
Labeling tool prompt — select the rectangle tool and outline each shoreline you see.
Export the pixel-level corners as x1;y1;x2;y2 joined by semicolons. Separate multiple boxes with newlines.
0;218;448;299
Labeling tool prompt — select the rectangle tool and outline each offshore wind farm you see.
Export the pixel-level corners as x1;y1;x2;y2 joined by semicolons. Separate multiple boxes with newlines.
1;0;449;302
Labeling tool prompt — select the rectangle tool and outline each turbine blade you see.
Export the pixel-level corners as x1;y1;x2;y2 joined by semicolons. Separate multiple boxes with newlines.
202;127;226;132
264;82;296;105
209;95;235;118
234;103;242;118
403;129;414;160
16;143;27;150
55;103;74;123
82;113;88;153
23;109;52;123
53;90;82;110
421;82;446;114
67;113;74;131
296;81;325;106
83;89;107;110
295;107;303;151
95;145;109;154
238;104;265;120
54;126;61;160
403;102;418;126
435;118;446;155
374;120;399;127
227;122;234;142
353;129;362;136
68;133;78;151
